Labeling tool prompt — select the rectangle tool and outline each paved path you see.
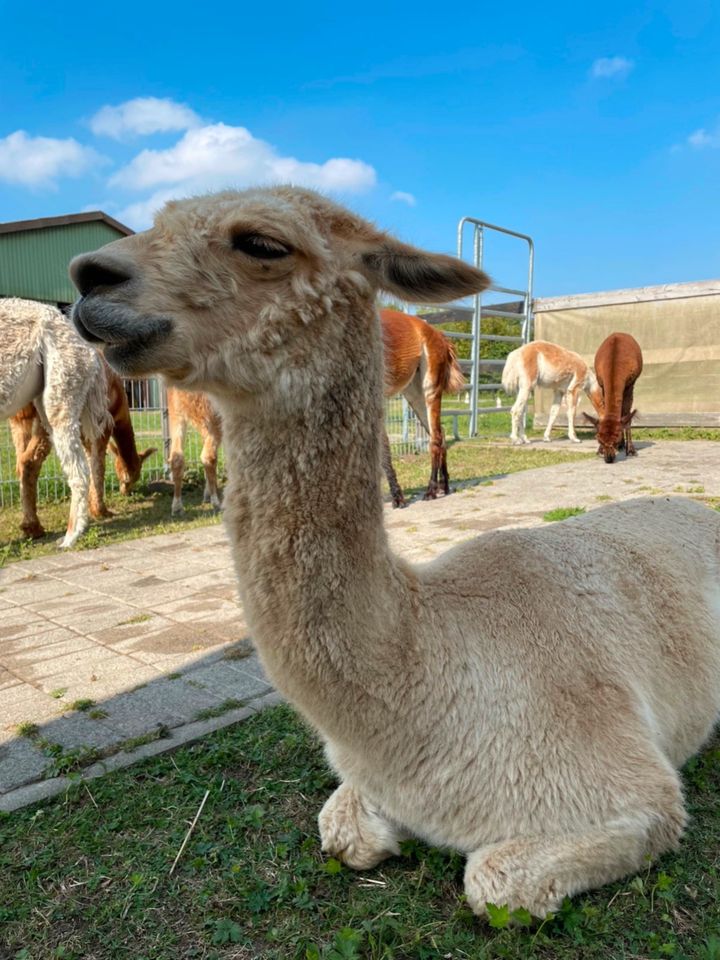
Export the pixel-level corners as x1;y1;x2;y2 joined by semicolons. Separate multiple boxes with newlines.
1;439;718;810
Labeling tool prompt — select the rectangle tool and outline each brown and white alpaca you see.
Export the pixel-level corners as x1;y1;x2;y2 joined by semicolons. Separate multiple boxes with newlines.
70;187;720;918
502;340;601;444
8;366;155;541
1;298;112;547
380;308;465;506
583;332;643;463
167;387;223;515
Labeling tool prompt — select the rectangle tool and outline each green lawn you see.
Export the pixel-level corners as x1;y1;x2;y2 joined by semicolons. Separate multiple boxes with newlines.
0;705;718;960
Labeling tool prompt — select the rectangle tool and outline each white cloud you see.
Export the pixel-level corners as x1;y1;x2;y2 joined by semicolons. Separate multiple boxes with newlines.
687;126;720;148
111;122;377;228
90;97;201;140
590;56;634;79
0;130;104;188
390;191;417;207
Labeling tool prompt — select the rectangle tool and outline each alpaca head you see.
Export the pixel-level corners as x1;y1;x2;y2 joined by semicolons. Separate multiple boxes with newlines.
110;441;156;494
69;187;489;397
582;411;636;463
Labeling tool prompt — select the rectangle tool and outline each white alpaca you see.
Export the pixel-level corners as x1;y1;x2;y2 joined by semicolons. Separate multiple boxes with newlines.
502;340;601;444
0;298;112;547
69;187;720;918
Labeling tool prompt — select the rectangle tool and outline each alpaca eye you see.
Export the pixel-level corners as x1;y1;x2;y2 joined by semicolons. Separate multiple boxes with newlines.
232;233;292;260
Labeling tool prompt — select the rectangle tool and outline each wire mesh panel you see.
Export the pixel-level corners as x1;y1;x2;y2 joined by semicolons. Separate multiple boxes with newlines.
383;396;428;455
0;377;225;508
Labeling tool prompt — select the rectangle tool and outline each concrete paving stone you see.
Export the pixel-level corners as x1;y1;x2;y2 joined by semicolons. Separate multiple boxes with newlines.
152;595;241;625
22;646;125;682
5;577;73;604
50;601;144;631
223;653;270;687
0;737;50;793
0;685;60;728
182;660;271;702
37;711;122;753
0;633;96;670
0;667;22;691
89;614;178;648
41;664;163;705
0;607;51;641
95;676;225;736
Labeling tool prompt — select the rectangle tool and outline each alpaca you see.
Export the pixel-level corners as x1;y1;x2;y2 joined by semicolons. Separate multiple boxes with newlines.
502;340;601;444
380;308;465;507
1;298;112;547
583;332;643;463
70;187;720;918
167;387;223;515
8;367;155;540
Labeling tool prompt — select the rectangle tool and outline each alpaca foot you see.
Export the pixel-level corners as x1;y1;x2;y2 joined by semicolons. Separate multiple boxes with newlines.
319;783;402;870
465;845;565;919
391;493;406;508
21;520;46;540
569;437;581;444
90;506;114;519
58;525;85;549
626;445;637;457
171;498;184;516
422;486;439;501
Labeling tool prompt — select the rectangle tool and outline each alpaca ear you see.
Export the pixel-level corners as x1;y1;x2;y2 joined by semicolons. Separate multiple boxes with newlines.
582;412;599;428
139;447;157;463
621;409;638;427
359;238;490;303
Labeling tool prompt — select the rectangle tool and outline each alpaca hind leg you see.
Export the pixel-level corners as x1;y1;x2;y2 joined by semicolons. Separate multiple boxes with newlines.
543;390;563;442
52;423;91;548
10;414;51;539
319;782;406;870
565;386;581;443
87;431;113;518
465;800;685;918
200;428;222;510
382;429;405;508
511;389;531;444
402;374;444;500
169;419;187;515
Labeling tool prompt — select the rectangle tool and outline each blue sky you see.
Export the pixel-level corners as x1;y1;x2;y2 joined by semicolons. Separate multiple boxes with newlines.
1;0;718;296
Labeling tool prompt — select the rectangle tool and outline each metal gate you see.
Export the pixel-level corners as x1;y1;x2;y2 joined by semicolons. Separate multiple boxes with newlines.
418;218;534;439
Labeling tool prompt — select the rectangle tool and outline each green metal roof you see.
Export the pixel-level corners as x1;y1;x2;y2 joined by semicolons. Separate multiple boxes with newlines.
0;212;133;305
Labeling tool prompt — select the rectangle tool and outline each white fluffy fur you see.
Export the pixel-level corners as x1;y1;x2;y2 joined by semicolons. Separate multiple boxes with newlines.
0;298;112;547
69;187;720;917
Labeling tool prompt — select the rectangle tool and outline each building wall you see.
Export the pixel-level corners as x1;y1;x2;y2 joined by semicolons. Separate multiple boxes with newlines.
0;221;123;304
533;281;720;427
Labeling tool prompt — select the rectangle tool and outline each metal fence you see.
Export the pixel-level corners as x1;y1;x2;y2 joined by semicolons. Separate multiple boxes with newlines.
0;380;432;508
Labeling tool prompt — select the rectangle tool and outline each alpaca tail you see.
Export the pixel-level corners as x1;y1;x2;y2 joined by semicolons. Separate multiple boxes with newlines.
501;348;522;395
440;339;467;395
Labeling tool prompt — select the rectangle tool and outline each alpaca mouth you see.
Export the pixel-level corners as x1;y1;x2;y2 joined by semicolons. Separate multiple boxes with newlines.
72;299;174;375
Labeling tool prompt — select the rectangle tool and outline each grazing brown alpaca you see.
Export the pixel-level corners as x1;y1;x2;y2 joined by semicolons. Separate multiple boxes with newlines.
71;186;720;918
583;332;643;463
380;308;465;507
8;366;155;539
167;387;222;515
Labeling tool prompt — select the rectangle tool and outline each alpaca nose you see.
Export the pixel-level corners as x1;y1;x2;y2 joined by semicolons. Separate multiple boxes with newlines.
70;254;135;297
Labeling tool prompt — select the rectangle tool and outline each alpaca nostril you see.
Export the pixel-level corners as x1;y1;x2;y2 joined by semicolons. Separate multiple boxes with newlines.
70;256;134;297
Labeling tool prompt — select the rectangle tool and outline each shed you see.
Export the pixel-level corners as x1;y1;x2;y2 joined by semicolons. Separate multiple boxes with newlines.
0;211;133;307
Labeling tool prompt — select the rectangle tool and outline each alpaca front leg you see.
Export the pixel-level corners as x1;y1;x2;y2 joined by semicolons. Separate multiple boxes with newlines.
52;425;91;548
319;782;405;870
464;806;685;918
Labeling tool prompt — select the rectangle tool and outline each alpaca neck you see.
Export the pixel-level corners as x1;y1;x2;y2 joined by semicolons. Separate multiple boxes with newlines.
112;415;141;476
216;304;411;738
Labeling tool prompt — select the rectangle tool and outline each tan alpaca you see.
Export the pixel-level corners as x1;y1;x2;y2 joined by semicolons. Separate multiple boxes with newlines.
502;340;602;444
70;187;720;918
167;387;223;515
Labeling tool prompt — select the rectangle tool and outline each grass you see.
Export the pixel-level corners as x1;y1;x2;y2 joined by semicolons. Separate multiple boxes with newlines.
542;506;587;522
0;705;718;960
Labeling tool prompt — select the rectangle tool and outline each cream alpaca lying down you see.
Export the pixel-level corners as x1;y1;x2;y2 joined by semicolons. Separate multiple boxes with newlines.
68;186;720;917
